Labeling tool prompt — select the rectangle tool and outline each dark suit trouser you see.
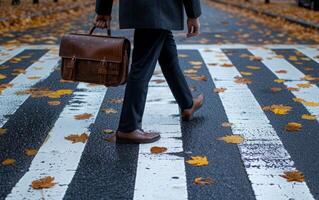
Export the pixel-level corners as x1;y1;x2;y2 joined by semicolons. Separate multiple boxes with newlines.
117;29;193;132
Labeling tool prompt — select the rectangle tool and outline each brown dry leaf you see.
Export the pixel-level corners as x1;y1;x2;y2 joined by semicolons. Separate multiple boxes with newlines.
74;113;93;120
263;104;292;115
234;76;252;84
213;87;227;93
287;87;299;91
302;75;319;81
65;133;89;143
150;146;168;154
108;98;123;104
194;177;214;185
285;122;302;132
240;71;252;76
186;156;209;166
27;76;41;80
0;128;7;136
25;148;38;156
189;75;207;81
193;65;201;69
274;79;285;83
221;63;234;68
275;70;287;74
189;61;203;65
250;56;263;61
301;114;317;120
296;83;313;88
2;158;15;166
60;79;74;83
280;170;304;182
48;101;61;106
31;176;56;189
152;79;166;84
0;65;9;70
0;83;13;93
270;87;282;92
102;108;118;114
246;66;260;70
221;122;233;128
0;74;7;80
217;135;244;144
12;68;26;74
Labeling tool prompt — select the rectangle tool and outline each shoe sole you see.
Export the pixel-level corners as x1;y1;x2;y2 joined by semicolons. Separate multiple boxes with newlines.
181;98;204;121
116;135;161;144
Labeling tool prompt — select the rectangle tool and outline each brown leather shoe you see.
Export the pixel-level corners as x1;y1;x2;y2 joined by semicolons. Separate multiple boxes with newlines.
181;93;204;121
116;129;161;144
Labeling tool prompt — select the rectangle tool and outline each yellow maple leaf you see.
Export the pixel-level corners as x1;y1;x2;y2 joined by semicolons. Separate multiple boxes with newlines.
303;101;319;107
2;158;15;166
217;135;244;144
240;71;252;76
263;105;292;115
280;170;304;182
31;176;56;189
0;74;7;80
186;156;208;166
296;83;312;88
64;133;89;143
47;89;73;98
301;114;317;120
274;79;285;83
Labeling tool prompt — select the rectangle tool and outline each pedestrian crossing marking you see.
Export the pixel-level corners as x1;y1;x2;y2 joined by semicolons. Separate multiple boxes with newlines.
6;83;107;199
0;44;318;200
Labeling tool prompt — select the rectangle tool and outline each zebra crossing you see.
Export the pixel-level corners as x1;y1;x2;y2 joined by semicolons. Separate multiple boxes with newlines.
0;44;318;200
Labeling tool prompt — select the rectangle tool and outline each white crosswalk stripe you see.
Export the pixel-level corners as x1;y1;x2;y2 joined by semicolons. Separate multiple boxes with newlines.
1;44;318;200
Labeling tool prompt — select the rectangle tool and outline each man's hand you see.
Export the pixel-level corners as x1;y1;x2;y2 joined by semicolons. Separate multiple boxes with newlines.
186;18;200;38
93;15;112;29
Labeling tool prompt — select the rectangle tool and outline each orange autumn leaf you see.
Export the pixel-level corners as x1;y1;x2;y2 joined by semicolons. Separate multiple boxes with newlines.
0;74;7;80
213;87;227;93
274;79;285;83
301;114;317;120
270;87;282;92
250;55;263;61
275;70;287;74
186;156;208;166
285;122;302;132
221;63;234;68
194;177;214;185
287;87;299;91
296;83;312;88
234;76;252;84
25;148;38;156
48;101;61;106
189;61;203;65
280;170;304;182
65;133;89;143
150;146;168;154
263;104;292;115
188;75;207;81
74;113;93;120
31;176;56;189
2;158;15;166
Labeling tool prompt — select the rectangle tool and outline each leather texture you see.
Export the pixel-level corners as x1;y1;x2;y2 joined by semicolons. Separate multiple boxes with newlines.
59;27;131;87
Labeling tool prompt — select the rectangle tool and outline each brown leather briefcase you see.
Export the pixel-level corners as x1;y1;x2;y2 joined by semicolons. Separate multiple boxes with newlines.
59;26;131;87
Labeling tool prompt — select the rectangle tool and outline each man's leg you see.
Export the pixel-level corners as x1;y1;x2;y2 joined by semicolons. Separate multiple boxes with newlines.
158;31;193;111
117;29;169;132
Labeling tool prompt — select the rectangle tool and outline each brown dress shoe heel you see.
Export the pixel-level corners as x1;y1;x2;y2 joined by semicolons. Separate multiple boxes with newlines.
181;93;204;121
116;129;161;144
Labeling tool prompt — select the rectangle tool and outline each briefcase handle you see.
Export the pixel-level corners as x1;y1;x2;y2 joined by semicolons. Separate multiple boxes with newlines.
89;25;111;36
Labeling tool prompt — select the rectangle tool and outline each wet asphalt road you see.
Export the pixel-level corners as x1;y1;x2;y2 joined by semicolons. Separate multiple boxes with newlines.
0;0;319;200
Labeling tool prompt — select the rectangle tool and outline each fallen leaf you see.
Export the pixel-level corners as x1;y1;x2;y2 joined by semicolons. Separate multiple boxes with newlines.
189;61;203;65
287;87;299;91
213;87;227;93
234;76;252;84
150;146;168;154
250;56;263;61
0;74;7;79
48;101;61;106
194;177;214;185
103;129;114;134
27;76;41;80
303;101;319;107
0;128;7;136
186;156;209;166
280;170;304;182
221;63;234;68
246;66;260;70
25;148;37;156
217;135;244;144
102;108;118;114
301;114;317;120
240;71;252;76
188;75;207;81
274;79;285;83
152;79;166;84
270;87;282;92
275;70;287;74
178;54;188;58
297;83;312;88
184;69;198;74
64;133;88;143
285;122;302;132
108;98;123;104
31;176;56;189
74;113;92;120
288;56;298;61
263;104;292;115
2;158;15;166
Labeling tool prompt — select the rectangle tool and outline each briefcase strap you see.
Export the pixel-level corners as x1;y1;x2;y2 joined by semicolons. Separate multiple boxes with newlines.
65;56;77;80
89;25;111;36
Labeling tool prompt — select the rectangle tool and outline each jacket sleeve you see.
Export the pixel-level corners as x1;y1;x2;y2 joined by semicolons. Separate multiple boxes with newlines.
183;0;202;18
95;0;113;15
